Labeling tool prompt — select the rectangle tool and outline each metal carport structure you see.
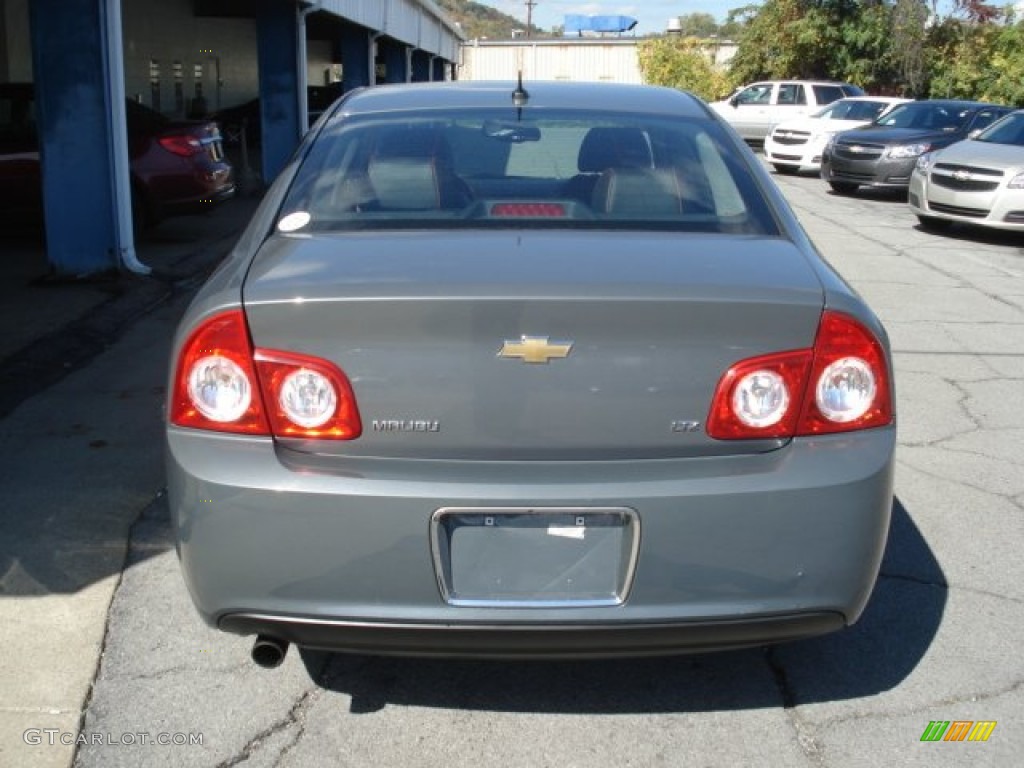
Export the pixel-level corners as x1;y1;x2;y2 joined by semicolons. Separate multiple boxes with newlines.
24;0;463;276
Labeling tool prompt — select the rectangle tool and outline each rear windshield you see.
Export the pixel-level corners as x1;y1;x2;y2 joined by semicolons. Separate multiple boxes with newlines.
277;108;779;236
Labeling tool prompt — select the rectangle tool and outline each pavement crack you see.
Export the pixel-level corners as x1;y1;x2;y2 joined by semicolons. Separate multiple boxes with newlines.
879;570;1024;605
877;571;948;590
70;491;164;768
818;677;1024;732
214;686;321;768
764;647;826;767
895;456;1015;503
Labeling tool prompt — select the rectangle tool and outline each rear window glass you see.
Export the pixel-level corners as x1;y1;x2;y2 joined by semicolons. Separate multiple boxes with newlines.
277;108;779;236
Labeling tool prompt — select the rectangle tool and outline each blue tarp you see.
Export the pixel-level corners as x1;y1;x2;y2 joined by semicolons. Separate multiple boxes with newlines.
563;15;638;35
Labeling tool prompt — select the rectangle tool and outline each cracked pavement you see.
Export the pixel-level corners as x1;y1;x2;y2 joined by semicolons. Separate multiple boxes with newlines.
24;169;1024;767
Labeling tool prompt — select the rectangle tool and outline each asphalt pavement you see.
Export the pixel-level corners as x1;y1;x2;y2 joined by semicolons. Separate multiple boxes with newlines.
1;172;1022;768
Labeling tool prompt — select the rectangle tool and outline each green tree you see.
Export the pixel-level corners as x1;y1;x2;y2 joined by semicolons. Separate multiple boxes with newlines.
726;0;898;91
637;37;730;101
890;0;930;96
927;15;1024;104
674;13;720;37
984;18;1024;105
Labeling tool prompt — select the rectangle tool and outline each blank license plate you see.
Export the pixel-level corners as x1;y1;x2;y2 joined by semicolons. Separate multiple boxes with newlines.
431;507;639;607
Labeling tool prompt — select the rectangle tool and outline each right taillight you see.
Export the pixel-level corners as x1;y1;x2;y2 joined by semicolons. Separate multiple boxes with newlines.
170;309;362;440
795;310;892;435
707;310;892;440
158;134;203;157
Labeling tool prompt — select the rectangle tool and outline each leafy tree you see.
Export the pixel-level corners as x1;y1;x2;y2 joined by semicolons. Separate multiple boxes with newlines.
637;37;730;101
673;13;720;37
984;18;1024;105
890;0;930;96
927;16;1024;104
726;0;807;84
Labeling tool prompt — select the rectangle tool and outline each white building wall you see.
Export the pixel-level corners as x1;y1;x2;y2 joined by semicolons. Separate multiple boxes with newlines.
461;42;642;83
459;39;737;84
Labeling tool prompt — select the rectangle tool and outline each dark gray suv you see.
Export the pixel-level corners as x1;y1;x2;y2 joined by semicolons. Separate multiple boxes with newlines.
820;100;1012;195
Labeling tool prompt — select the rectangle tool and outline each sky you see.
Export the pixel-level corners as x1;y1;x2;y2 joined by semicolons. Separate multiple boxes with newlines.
481;1;1018;35
483;1;743;35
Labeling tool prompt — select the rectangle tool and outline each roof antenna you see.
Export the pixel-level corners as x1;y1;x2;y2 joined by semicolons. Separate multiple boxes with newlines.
512;70;529;120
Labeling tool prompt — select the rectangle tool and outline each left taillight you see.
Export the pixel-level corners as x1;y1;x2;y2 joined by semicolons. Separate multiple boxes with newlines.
158;134;203;157
170;309;362;440
707;310;893;440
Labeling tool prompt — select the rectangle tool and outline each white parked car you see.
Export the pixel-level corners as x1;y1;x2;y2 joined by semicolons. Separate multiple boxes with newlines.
709;80;864;142
764;96;911;174
909;109;1024;233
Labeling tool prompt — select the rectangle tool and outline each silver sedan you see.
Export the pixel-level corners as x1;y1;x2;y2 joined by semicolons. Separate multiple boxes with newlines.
909;109;1024;232
165;81;896;668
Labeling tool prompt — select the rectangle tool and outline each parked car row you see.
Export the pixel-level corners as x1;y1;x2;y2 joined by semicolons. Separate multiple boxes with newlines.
746;89;1022;235
820;100;1012;196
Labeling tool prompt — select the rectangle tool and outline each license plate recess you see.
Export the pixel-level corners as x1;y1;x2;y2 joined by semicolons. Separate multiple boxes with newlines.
431;507;639;607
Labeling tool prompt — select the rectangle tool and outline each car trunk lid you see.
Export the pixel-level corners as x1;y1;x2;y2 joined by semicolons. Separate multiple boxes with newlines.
243;231;825;460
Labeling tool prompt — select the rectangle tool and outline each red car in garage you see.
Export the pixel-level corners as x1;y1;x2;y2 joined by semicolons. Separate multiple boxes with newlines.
0;82;235;227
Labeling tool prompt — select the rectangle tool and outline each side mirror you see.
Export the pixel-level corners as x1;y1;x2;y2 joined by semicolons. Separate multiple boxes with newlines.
967;129;982;139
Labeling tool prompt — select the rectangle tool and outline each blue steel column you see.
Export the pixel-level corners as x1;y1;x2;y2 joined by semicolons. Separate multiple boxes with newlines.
379;38;408;84
432;57;447;82
339;25;371;93
411;51;431;82
29;0;117;275
256;0;301;184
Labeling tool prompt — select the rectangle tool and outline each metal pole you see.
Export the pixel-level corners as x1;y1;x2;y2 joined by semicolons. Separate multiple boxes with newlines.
105;0;151;274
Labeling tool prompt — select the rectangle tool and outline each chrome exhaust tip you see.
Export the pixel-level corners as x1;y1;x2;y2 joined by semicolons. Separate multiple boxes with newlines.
251;635;289;668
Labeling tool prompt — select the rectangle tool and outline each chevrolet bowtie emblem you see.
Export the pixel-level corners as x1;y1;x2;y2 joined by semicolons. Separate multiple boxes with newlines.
498;336;574;364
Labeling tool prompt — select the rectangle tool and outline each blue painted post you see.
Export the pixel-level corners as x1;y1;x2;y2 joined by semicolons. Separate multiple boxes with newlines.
411;51;431;82
28;0;117;275
339;25;371;94
256;0;301;184
379;38;408;84
432;57;447;82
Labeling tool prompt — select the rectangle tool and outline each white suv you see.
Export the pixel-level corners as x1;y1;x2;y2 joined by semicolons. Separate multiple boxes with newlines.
710;80;865;142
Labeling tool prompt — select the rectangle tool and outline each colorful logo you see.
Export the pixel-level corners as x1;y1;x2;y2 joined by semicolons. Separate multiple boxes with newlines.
920;721;997;742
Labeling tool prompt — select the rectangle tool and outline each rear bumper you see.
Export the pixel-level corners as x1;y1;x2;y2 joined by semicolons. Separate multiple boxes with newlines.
221;611;845;659
167;426;895;656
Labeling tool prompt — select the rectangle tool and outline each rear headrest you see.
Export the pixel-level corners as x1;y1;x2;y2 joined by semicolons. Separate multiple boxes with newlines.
592;168;684;215
371;126;449;161
368;155;441;210
577;127;652;173
366;126;471;210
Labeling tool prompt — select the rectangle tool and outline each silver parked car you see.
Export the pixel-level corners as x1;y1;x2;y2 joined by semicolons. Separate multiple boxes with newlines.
166;81;896;667
908;109;1024;232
